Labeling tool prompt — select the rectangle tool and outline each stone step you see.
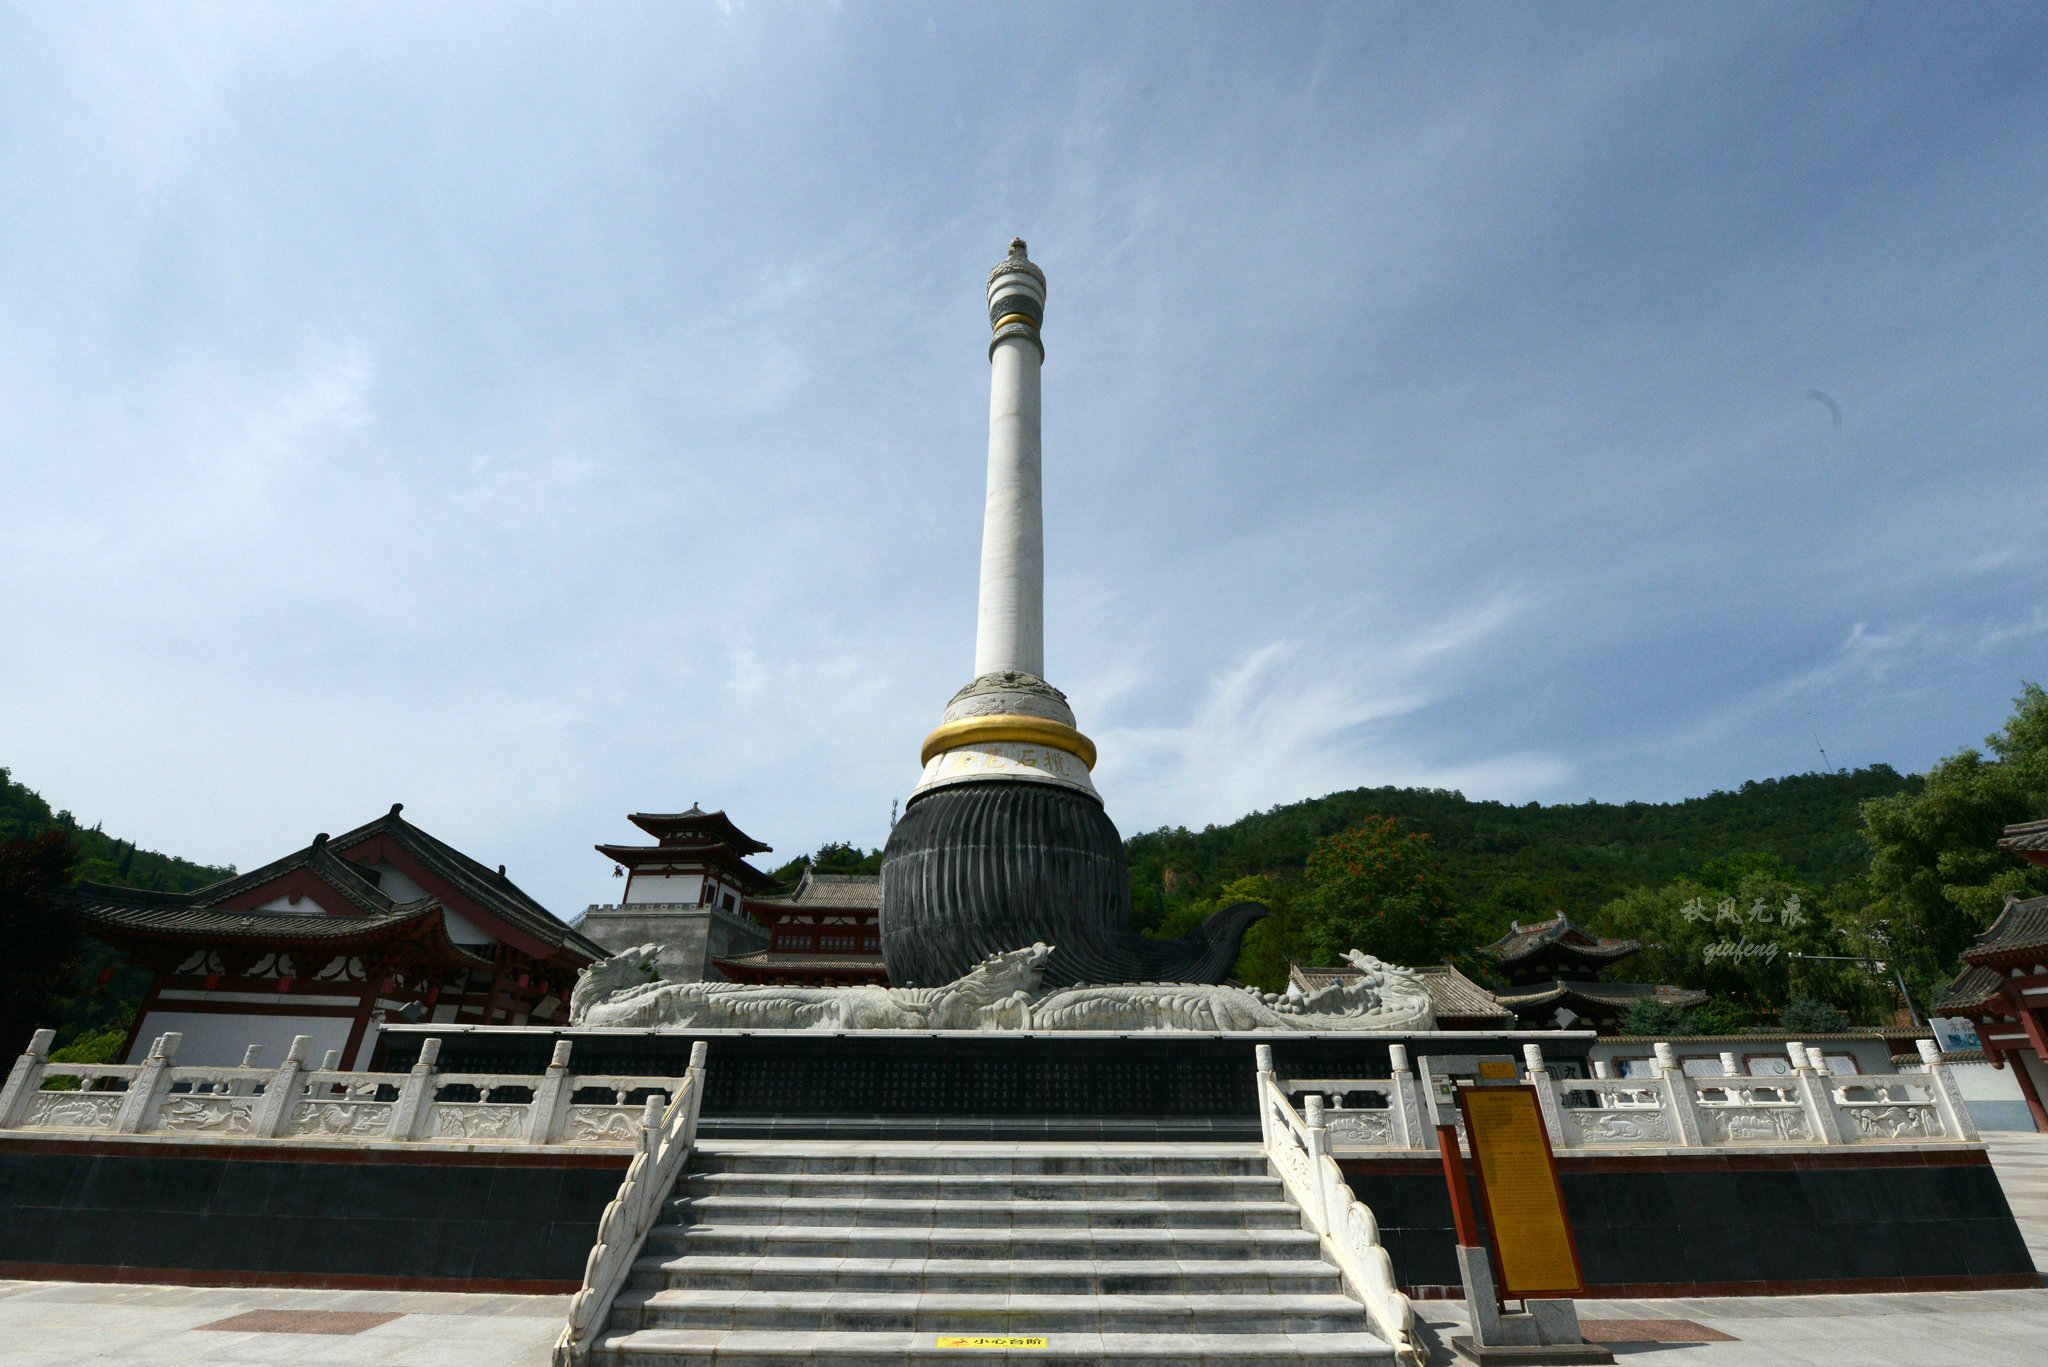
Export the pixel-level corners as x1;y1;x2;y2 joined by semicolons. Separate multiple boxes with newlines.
608;1289;1369;1336
666;1195;1303;1229
650;1223;1325;1263
692;1146;1268;1179
588;1328;1395;1367
678;1172;1283;1202
628;1255;1346;1297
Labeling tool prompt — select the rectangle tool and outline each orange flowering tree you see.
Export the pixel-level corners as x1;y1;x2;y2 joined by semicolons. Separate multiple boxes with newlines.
1304;816;1462;968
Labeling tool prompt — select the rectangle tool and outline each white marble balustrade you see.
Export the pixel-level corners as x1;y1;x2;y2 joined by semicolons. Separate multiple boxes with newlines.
0;1028;685;1148
1265;1037;1979;1154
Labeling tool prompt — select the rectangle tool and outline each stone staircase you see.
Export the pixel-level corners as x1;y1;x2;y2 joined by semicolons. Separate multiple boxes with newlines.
588;1140;1394;1366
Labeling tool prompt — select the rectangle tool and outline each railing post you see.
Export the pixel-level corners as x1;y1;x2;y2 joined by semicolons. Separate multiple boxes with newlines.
1302;1094;1331;1227
1388;1043;1426;1151
115;1032;182;1133
0;1029;56;1128
1254;1044;1276;1149
389;1038;441;1141
527;1041;576;1144
1786;1041;1844;1144
1522;1043;1567;1148
1652;1042;1701;1147
683;1040;709;1141
1916;1038;1979;1141
230;1045;265;1096
254;1035;313;1137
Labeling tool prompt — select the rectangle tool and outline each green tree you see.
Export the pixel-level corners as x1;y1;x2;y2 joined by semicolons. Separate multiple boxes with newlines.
1778;997;1849;1033
1;829;81;1057
1144;873;1310;992
1593;854;1888;1024
1618;997;1697;1037
1302;817;1462;967
769;840;884;886
1857;684;2048;1002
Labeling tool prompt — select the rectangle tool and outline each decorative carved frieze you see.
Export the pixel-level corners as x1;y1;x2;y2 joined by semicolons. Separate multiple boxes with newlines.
23;1091;122;1130
157;1096;257;1134
428;1103;528;1141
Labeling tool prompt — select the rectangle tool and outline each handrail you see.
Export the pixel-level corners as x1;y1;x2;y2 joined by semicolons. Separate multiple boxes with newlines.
1252;1036;1976;1155
0;1028;693;1147
552;1039;708;1367
1256;1045;1424;1367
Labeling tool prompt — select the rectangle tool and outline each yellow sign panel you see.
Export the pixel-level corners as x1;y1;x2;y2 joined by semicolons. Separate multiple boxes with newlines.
1458;1086;1583;1296
935;1338;1049;1349
1477;1060;1517;1080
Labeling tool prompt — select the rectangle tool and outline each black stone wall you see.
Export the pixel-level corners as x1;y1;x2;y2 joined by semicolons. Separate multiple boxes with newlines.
1348;1154;2038;1294
372;1026;1594;1141
0;1141;625;1289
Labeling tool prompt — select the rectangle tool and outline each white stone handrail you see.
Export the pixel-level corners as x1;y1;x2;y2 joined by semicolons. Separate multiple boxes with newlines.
0;1029;690;1147
1253;1038;1977;1157
1256;1045;1423;1367
554;1040;708;1367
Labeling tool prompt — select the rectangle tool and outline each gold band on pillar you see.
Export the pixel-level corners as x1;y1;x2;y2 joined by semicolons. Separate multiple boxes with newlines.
920;715;1097;770
991;313;1038;332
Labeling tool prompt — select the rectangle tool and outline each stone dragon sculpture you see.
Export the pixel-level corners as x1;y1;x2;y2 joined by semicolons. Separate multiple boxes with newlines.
570;943;1433;1032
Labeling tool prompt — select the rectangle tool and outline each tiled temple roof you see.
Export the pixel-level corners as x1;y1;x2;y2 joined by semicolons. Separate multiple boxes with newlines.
1482;913;1640;966
1996;817;2048;857
752;870;881;911
1934;962;2012;1014
1491;979;1707;1013
69;884;492;966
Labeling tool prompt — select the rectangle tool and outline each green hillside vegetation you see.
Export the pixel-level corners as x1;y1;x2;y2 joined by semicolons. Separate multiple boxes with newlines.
2;767;234;1055
1;767;233;894
1128;765;1915;940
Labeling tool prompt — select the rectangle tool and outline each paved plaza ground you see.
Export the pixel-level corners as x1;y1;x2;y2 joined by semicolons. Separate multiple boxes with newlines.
1;1131;2042;1365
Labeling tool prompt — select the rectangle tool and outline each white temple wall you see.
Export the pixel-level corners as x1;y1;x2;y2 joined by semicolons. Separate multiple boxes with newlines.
626;872;704;905
125;1010;357;1069
441;907;493;944
1949;1056;2038;1131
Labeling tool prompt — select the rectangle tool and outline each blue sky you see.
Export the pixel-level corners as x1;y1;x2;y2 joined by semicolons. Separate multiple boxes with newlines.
3;3;2044;918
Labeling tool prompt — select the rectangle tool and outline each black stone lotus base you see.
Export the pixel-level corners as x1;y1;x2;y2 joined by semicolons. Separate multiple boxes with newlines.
878;778;1263;988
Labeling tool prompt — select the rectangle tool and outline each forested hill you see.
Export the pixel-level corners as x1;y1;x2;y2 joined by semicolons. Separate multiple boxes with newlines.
1;767;233;892
1127;767;1916;935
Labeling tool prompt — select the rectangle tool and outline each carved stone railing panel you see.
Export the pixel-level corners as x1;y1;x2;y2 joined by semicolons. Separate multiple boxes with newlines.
1698;1104;1812;1144
157;1095;260;1135
428;1103;530;1141
286;1099;397;1139
1565;1107;1672;1146
22;1090;124;1130
562;1106;644;1144
1842;1104;1940;1140
1323;1110;1397;1148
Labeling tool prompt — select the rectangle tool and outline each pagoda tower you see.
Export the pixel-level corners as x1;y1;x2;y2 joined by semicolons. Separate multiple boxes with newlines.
877;241;1264;989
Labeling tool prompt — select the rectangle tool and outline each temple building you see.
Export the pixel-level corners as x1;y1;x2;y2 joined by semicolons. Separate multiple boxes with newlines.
70;804;607;1069
715;870;886;986
1482;912;1706;1031
575;806;772;982
1934;816;2048;1130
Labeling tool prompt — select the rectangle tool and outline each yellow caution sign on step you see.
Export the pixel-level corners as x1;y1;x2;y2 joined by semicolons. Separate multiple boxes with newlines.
935;1338;1048;1349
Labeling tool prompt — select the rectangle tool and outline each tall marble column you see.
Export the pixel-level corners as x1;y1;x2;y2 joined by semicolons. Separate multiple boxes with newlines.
975;245;1047;680
877;239;1264;990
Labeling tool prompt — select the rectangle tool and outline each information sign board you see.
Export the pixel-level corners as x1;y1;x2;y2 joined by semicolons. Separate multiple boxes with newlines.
1456;1084;1584;1298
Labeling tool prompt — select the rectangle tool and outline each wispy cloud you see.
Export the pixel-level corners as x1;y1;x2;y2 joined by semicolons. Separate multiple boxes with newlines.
1;3;2044;913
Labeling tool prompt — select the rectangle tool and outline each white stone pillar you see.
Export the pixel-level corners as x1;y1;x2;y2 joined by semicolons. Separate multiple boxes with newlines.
974;241;1047;680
